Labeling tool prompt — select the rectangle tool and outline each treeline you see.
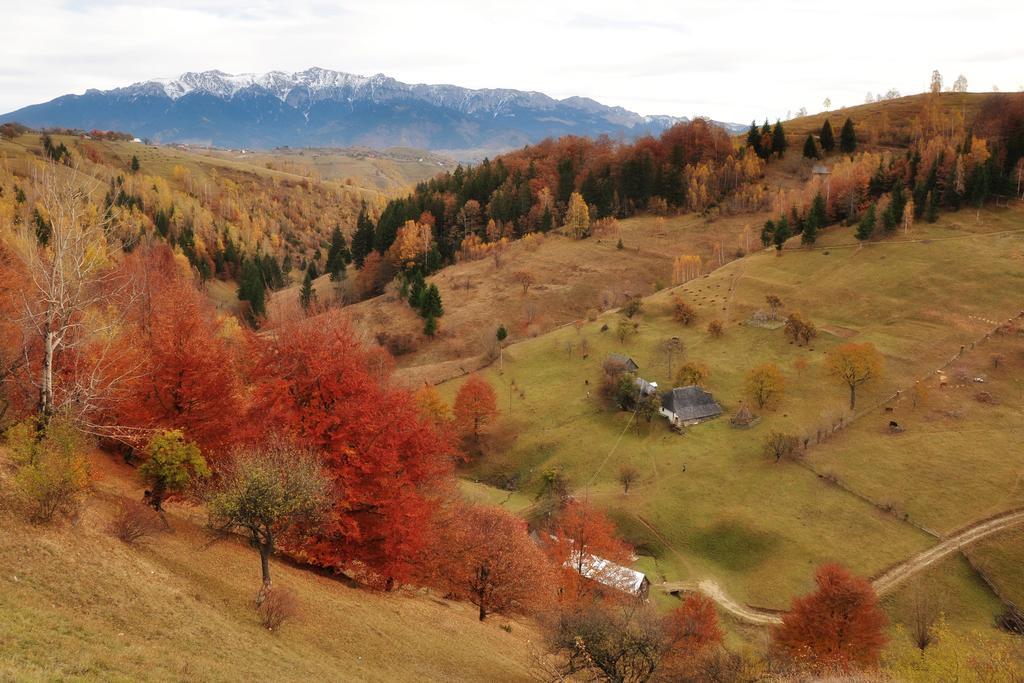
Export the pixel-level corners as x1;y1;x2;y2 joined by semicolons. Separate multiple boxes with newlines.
360;119;765;273
0;132;375;323
762;94;1024;246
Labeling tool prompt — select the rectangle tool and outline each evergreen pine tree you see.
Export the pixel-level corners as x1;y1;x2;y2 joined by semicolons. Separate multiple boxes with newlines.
772;216;791;252
351;204;376;268
856;205;877;241
420;283;444;318
237;258;266;322
424;314;437;337
803;193;826;245
408;272;426;309
307;260;319;279
761;220;775;247
772;121;788;157
820;120;835;152
131;155;140;172
802;134;819;159
496;325;508;342
882;205;897;232
925;191;939;223
326;226;349;281
540;206;554;232
840;118;857;153
300;270;315;312
746;121;762;156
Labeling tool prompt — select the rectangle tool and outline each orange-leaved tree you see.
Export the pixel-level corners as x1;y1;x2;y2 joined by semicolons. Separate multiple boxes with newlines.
431;503;552;621
825;342;883;410
117;245;245;457
248;311;454;588
661;593;724;675
453;374;498;443
771;563;888;671
542;500;634;606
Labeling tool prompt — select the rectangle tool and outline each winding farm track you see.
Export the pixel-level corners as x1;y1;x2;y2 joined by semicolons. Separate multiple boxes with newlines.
659;508;1024;626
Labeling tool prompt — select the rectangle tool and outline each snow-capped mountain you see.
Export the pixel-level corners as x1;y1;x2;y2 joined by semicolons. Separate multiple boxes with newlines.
2;68;735;158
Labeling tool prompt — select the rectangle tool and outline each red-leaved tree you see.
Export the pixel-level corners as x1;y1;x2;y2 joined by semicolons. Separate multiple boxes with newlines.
453;374;498;443
771;563;888;671
541;501;634;607
115;246;245;457
248;310;454;588
661;594;724;676
431;503;552;621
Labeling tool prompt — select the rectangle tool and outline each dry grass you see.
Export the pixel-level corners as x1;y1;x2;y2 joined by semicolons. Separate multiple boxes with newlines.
288;210;773;386
0;451;538;682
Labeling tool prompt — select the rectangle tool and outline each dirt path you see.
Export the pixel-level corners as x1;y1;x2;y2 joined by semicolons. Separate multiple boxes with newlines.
661;579;784;625
871;508;1024;595
658;508;1024;626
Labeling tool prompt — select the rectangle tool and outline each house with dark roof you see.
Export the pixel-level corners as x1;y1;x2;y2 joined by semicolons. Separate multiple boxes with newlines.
607;353;639;372
660;385;722;426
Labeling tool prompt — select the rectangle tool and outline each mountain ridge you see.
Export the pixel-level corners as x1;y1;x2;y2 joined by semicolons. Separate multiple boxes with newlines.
2;67;743;159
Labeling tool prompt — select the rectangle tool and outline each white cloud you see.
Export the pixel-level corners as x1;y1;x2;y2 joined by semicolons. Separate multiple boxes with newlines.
1;0;1021;122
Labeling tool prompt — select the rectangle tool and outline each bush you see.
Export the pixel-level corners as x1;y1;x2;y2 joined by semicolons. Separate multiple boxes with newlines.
108;499;161;545
7;420;90;523
622;297;643;318
256;586;300;631
671;296;697;325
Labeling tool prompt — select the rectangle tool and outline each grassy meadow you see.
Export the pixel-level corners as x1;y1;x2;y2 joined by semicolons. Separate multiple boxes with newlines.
443;204;1024;624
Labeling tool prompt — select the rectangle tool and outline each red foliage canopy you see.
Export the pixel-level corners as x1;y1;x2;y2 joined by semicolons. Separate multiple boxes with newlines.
248;310;454;586
541;501;634;606
428;503;552;621
453;373;498;439
771;563;888;671
115;246;245;457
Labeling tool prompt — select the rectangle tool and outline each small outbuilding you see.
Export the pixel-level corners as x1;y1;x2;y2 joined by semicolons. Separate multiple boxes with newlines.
730;403;760;428
635;377;658;397
660;385;722;426
607;353;639;372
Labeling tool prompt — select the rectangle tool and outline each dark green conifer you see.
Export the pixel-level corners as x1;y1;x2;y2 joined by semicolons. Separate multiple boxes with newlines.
840;118;857;153
820;120;835;152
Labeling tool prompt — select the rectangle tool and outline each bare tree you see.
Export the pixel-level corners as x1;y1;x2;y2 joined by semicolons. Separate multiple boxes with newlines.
762;431;800;463
10;162;136;431
908;579;939;651
618;465;639;494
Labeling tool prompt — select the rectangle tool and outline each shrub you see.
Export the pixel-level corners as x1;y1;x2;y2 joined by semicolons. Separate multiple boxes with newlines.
706;319;724;338
674;362;709;388
671;295;697;325
108;499;161;545
622;297;643;318
7;419;90;523
256;586;300;631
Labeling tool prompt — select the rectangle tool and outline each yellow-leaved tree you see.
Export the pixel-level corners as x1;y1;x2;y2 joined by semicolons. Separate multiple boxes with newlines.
564;192;590;239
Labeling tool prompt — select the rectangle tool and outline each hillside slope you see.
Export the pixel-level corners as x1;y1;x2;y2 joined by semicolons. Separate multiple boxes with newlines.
0;452;537;682
438;203;1024;623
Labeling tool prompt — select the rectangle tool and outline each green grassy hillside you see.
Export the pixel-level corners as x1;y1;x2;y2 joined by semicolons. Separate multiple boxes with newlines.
441;204;1024;629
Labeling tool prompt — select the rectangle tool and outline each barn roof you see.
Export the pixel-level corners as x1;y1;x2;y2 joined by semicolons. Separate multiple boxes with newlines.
634;377;658;396
608;353;639;371
661;385;722;422
570;552;649;594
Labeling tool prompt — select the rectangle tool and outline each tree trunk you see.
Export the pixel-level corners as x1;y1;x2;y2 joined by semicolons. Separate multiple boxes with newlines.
478;598;487;621
39;324;54;426
849;384;856;411
257;541;273;604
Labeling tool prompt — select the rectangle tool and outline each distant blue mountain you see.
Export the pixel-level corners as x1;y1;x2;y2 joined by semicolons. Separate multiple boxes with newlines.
2;68;743;158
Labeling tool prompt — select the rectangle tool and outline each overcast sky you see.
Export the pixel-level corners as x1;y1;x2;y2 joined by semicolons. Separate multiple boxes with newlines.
2;0;1022;122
